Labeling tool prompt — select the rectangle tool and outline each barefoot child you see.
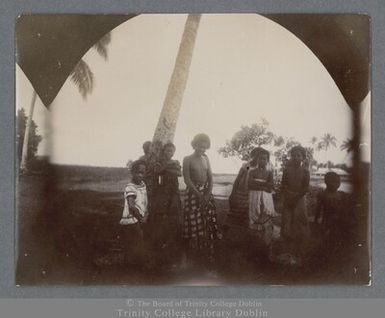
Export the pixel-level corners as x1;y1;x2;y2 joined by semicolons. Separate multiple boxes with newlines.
182;133;221;267
119;160;149;265
280;145;310;265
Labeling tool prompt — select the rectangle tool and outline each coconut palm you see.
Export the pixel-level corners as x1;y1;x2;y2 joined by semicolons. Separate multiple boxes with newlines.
20;33;111;172
137;14;201;208
318;133;337;169
70;32;111;99
93;32;111;60
70;59;95;99
340;137;355;163
152;14;201;150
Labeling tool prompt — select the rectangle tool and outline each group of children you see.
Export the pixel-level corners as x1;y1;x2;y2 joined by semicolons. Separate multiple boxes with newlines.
119;134;220;271
119;134;348;271
231;145;348;266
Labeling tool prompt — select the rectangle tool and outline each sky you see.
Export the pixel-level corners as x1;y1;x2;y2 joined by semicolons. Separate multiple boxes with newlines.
16;14;370;173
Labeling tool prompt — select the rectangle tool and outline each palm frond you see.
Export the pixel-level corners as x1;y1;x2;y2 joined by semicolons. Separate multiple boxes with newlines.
70;59;94;99
93;32;111;60
340;138;354;152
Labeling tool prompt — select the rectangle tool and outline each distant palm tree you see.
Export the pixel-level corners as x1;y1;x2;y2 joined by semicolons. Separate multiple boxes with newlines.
340;137;355;163
318;133;337;169
20;33;111;172
340;138;354;153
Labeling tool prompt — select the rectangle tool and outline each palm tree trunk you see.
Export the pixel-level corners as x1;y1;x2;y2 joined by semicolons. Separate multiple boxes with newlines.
20;90;37;172
152;14;201;146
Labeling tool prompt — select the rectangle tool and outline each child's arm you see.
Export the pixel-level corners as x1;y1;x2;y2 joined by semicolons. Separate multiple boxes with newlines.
204;156;214;201
183;156;203;201
248;170;265;190
127;196;144;223
164;160;182;176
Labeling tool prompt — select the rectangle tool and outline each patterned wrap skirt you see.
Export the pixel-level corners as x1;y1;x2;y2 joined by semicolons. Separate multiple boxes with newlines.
183;184;220;259
228;188;249;226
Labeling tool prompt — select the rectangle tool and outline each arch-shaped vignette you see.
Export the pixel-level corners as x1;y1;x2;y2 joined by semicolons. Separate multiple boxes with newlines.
16;14;369;108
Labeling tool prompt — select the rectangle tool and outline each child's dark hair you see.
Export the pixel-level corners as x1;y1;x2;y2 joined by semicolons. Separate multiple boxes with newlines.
131;160;146;173
324;171;340;184
256;148;270;161
191;133;211;149
290;145;306;159
162;142;176;153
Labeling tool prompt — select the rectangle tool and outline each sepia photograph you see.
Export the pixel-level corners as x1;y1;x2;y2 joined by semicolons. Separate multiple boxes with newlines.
15;13;370;286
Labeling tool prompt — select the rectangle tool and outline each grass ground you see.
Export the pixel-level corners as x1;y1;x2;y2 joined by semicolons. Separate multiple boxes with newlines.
16;165;369;286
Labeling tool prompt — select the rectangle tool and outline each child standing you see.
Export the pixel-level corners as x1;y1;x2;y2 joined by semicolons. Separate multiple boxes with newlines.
149;142;182;267
315;172;349;253
248;149;277;224
248;149;277;246
182;133;221;267
119;160;148;265
280;145;310;265
228;147;263;227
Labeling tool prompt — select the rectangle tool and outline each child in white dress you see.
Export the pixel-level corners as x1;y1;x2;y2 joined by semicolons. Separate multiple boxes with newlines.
248;148;277;231
119;160;148;265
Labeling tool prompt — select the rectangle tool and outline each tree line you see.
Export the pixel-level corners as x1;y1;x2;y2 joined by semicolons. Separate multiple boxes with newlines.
218;118;353;171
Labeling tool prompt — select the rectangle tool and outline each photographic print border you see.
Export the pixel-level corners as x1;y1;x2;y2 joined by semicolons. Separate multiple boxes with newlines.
1;0;384;303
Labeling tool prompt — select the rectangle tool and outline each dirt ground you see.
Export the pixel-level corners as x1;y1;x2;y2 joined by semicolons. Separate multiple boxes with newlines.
16;172;369;286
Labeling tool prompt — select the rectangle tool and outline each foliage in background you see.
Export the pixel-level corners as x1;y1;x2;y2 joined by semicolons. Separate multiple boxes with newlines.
218;118;275;160
272;137;301;167
318;133;338;169
219;119;340;170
